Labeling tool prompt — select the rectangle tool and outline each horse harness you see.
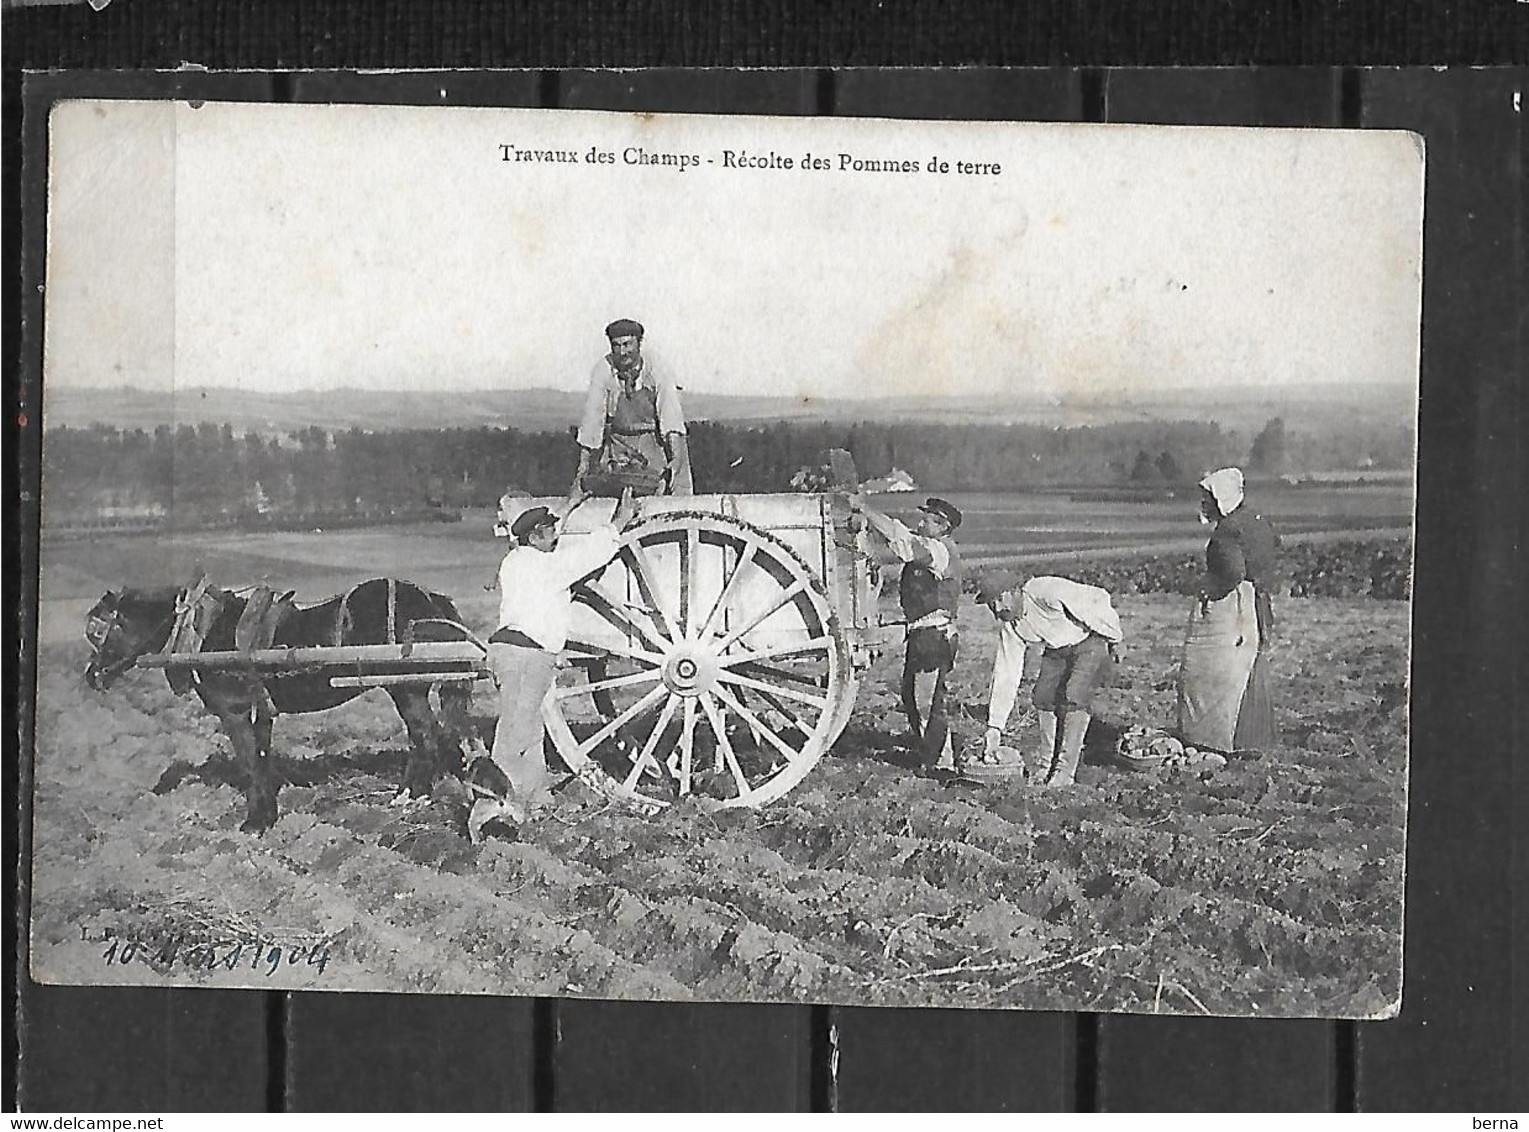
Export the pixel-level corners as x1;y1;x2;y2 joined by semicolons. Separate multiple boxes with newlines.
165;573;229;694
334;577;402;646
159;574;297;699
93;576;420;698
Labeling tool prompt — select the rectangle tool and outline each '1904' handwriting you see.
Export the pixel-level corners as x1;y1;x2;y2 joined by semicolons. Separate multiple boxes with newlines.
87;927;332;977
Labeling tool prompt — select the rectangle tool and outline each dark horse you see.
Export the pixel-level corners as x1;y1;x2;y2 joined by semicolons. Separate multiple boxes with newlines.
83;577;480;833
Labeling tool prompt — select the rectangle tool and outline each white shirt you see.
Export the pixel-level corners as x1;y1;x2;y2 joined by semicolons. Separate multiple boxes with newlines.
998;576;1123;648
879;517;953;577
879;518;954;628
986;577;1123;731
497;522;621;651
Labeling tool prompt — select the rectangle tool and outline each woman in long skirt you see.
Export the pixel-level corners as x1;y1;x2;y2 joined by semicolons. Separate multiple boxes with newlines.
1177;467;1280;753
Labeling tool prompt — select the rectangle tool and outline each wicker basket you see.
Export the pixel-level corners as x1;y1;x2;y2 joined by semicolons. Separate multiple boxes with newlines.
584;467;668;497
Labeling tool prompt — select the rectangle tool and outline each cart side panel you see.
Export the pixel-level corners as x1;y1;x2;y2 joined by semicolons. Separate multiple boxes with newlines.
536;493;829;572
648;492;830;584
535;494;838;655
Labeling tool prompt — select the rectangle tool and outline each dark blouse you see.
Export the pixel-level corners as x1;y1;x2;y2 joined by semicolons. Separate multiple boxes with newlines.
1204;507;1280;599
1204;506;1281;636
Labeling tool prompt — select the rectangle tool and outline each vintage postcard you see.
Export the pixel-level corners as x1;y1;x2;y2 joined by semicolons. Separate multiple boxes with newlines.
27;99;1422;1016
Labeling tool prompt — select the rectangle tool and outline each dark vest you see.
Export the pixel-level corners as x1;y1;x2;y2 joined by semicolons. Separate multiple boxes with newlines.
898;537;963;622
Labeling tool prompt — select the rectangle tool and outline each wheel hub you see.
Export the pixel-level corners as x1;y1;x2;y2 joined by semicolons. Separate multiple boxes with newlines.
662;650;717;696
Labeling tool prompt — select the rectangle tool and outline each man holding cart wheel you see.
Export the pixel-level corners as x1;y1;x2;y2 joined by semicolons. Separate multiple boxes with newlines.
468;486;641;842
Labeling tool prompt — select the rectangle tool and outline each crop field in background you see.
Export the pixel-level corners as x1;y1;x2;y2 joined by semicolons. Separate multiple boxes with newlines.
27;493;1410;1015
37;483;1413;603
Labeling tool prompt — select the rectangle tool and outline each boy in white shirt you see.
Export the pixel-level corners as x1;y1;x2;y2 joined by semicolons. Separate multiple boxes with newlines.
468;488;639;842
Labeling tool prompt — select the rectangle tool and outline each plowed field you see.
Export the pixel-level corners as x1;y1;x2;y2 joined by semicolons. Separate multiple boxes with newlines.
28;584;1408;1018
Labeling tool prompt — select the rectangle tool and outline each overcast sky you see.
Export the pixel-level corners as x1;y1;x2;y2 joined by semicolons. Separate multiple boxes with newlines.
44;100;1424;402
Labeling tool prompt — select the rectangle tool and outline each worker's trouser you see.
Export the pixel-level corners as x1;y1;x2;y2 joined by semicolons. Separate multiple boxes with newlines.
487;642;559;804
1032;635;1114;713
901;626;958;767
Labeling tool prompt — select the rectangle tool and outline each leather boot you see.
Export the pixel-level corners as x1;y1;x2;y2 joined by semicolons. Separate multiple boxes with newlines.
1033;710;1058;780
1046;711;1090;786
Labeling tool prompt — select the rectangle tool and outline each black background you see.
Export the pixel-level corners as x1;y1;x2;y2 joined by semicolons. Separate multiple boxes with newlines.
5;2;1525;1113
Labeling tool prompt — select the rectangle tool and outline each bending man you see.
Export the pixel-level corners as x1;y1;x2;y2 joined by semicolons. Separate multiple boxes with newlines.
573;319;693;496
978;573;1123;787
468;487;640;842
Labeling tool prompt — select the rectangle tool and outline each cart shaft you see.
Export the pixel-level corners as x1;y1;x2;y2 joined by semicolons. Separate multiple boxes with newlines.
136;641;487;671
329;670;486;689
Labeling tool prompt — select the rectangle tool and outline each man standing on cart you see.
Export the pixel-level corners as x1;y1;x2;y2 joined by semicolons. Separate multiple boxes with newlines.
571;318;693;497
851;495;966;771
468;487;640;842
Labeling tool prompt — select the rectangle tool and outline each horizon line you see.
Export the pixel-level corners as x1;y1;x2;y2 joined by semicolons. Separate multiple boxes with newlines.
46;378;1419;400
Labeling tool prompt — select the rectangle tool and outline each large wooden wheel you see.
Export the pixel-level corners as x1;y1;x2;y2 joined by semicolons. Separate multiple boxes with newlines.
542;511;853;810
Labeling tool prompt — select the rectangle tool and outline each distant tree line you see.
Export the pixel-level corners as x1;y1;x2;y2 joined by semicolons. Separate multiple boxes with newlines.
40;416;1412;528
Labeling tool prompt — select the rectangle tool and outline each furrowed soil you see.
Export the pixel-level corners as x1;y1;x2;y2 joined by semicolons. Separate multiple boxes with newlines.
28;586;1407;1017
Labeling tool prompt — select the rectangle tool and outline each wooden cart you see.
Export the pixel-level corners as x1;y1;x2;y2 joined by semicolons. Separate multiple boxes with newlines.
137;490;893;811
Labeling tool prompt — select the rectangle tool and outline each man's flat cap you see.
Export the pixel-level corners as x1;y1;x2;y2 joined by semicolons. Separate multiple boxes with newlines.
918;496;963;530
511;506;557;541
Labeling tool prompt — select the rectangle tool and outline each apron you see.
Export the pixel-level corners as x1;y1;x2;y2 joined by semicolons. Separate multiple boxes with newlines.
589;382;681;495
1177;580;1261;753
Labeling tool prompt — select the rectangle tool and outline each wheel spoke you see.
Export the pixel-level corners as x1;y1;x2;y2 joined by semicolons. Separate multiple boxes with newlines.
732;658;830;689
716;636;833;668
734;680;816;736
697;542;757;642
716;668;829;712
577;583;669;654
677;697;698;796
564;636;666;668
622;542;681;644
712;579;810;654
679;524;700;641
712;683;802;767
730;656;832;692
576;683;669;756
553;667;663;700
622;693;679;791
700;692;752;800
